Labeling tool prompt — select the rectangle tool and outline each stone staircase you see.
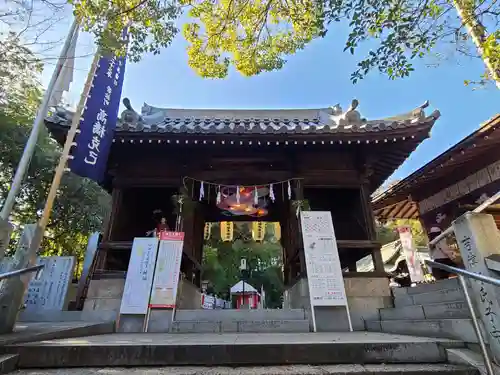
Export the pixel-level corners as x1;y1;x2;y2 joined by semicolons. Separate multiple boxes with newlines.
365;278;481;343
170;308;310;333
0;331;479;374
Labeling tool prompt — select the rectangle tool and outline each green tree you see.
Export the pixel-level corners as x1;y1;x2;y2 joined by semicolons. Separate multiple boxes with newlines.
0;36;110;274
73;0;498;85
202;222;284;308
376;219;428;247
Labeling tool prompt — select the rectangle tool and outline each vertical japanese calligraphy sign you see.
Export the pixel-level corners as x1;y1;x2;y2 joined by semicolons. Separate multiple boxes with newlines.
70;34;128;183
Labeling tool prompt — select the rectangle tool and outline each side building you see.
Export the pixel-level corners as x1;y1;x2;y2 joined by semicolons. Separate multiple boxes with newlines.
373;114;500;235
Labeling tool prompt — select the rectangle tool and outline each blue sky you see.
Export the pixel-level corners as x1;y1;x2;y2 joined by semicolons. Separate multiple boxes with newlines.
42;17;499;186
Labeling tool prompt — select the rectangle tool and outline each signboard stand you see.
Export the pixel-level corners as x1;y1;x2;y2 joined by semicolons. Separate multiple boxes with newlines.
144;231;184;333
118;237;159;332
299;211;352;332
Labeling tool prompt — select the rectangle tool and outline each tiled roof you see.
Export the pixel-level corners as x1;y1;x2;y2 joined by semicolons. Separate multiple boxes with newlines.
47;99;440;136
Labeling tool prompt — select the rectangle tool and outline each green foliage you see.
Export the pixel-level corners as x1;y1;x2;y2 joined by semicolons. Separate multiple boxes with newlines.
71;0;498;85
70;0;180;62
0;37;110;269
202;222;284;308
376;219;428;247
181;0;324;77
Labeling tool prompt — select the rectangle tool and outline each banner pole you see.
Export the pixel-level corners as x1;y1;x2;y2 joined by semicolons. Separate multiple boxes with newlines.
0;46;100;333
0;18;79;221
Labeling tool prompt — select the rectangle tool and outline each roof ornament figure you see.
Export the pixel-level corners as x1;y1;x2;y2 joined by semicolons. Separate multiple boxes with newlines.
327;98;366;127
120;98;141;128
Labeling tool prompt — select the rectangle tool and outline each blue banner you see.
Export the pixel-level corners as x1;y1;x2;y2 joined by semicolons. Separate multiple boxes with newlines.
69;51;127;183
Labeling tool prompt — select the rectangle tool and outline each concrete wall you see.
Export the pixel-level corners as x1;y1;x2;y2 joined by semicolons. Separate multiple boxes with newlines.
83;279;124;312
284;276;392;331
345;277;393;330
84;278;202;313
177;279;202;309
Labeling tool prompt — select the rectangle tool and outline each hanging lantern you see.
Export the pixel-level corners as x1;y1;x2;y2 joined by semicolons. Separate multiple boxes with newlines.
273;222;281;241
204;222;212;240
220;221;234;242
252;221;265;241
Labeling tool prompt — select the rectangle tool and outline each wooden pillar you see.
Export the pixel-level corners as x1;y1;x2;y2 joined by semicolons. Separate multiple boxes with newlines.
360;182;377;241
360;170;384;273
192;205;205;288
347;261;357;272
102;187;122;242
294;181;307;276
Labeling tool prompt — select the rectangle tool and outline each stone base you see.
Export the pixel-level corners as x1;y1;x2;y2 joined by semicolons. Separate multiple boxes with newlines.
284;276;391;331
84;278;202;315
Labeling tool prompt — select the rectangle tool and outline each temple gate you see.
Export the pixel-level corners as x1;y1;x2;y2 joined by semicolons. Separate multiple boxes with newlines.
45;99;440;332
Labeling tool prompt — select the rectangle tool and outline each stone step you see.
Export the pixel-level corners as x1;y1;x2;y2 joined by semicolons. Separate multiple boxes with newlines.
366;318;482;343
393;279;460;297
446;347;500;375
18;310;117;323
175;308;306;322
12;364;480;375
1;332;465;368
394;287;465;307
0;354;18;374
380;301;470;321
1;321;115;346
170;319;310;333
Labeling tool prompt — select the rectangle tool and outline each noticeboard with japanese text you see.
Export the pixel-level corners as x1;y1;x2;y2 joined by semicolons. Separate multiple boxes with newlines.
300;211;348;307
119;237;159;315
24;256;76;311
149;232;184;309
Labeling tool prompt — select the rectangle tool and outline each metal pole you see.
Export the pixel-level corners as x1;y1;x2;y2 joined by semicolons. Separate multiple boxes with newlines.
457;274;495;375
0;48;100;330
0;264;44;282
0;18;80;221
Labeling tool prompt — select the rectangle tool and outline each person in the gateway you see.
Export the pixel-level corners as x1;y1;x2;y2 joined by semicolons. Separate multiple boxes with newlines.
146;209;170;237
428;227;458;280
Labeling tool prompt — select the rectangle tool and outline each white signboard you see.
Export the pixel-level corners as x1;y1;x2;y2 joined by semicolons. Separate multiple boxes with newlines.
24;256;75;311
300;211;348;307
202;294;215;309
149;232;184;309
120;237;159;315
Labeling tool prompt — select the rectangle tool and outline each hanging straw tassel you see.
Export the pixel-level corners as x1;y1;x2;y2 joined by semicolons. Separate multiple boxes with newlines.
254;186;258;205
236;186;240;204
287;180;292;200
199;181;205;201
269;183;275;202
216;186;221;204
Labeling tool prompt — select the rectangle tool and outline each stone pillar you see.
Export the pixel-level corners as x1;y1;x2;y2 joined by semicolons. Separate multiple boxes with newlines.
0;218;13;262
0;224;36;333
453;212;500;364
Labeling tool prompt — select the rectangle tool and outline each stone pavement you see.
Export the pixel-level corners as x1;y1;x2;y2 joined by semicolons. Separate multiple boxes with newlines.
12;364;478;375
